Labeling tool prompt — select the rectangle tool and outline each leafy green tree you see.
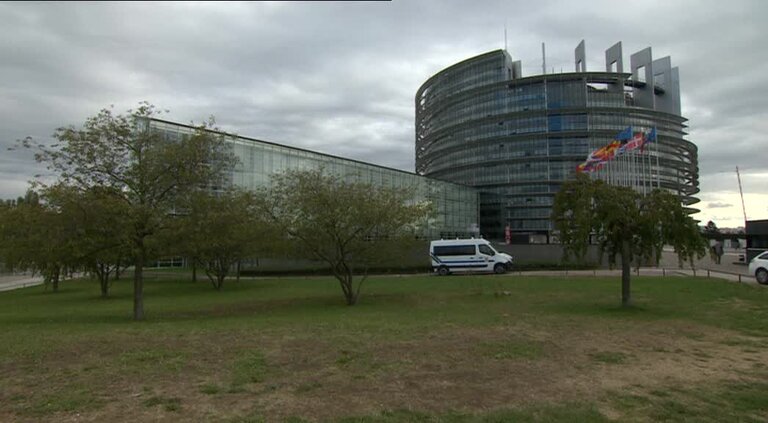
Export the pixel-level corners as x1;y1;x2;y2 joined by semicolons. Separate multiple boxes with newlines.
552;174;706;307
44;184;130;297
22;103;235;319
0;191;76;292
170;189;280;290
259;169;432;305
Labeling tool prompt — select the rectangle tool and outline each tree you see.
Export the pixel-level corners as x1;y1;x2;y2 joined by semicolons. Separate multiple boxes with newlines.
552;174;706;307
22;103;235;319
702;220;721;240
0;191;76;292
44;184;131;298
260;169;432;305
170;189;280;290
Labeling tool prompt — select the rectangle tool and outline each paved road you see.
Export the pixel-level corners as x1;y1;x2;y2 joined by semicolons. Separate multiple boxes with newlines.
502;248;760;286
0;274;44;292
659;248;755;281
510;267;756;284
0;250;761;293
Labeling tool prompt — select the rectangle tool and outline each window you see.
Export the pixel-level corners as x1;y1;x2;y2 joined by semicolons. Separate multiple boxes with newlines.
636;66;646;83
478;245;495;256
433;245;476;256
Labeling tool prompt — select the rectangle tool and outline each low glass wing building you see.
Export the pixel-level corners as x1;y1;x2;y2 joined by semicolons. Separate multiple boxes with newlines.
415;41;699;241
148;118;478;239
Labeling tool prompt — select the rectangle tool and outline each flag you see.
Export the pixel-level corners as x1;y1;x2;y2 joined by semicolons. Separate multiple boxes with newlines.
619;132;645;154
575;127;635;173
616;126;633;141
640;127;657;153
576;140;621;173
615;126;636;155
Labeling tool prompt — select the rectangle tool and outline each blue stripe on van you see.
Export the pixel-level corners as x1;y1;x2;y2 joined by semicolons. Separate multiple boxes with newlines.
433;259;489;269
434;263;488;269
440;260;484;264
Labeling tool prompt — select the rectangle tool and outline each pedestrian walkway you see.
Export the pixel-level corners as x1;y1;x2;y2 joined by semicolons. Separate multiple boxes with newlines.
0;274;44;292
0;264;761;294
507;266;759;286
668;267;756;284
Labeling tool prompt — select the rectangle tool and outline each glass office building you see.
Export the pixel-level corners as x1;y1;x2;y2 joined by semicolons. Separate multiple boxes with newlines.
147;118;478;239
416;42;699;241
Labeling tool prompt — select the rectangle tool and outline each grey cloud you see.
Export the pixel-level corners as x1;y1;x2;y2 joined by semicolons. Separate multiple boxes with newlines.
710;216;742;224
1;0;767;220
708;202;733;209
698;166;766;195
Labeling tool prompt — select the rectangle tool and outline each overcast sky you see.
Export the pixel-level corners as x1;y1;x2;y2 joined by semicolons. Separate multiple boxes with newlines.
1;0;766;228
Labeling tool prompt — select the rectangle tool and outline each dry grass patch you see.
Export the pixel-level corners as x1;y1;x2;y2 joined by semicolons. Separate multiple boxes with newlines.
1;275;768;421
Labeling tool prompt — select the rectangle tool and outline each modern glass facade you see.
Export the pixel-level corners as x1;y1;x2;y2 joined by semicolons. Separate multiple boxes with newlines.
416;44;699;241
148;118;479;239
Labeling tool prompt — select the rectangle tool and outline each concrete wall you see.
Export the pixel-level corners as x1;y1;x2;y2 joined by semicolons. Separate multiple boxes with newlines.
236;241;608;274
239;240;433;274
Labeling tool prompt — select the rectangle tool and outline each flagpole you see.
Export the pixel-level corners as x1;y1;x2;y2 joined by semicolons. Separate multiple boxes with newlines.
631;149;635;191
623;151;627;187
635;149;639;192
655;127;661;189
624;142;628;187
635;143;645;196
647;130;652;192
618;151;622;186
608;151;611;184
647;129;653;191
632;150;645;191
643;144;648;194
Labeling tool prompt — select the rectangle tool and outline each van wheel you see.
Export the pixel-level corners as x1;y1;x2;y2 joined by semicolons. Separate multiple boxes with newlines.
437;266;450;276
494;263;506;274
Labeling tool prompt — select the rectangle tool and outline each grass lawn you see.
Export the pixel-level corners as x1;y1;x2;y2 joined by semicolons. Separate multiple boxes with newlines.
0;273;767;422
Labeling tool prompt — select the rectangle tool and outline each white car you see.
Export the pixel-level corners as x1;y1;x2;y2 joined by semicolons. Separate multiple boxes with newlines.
748;251;768;284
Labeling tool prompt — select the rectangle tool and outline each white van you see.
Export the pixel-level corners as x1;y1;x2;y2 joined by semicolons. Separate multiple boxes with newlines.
430;239;514;276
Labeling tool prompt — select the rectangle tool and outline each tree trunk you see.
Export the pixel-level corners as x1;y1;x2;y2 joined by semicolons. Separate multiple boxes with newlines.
115;259;121;280
134;246;145;321
100;263;109;298
330;260;357;305
192;258;197;283
344;285;356;305
216;259;226;290
333;273;354;305
621;240;631;307
343;274;357;306
52;267;60;293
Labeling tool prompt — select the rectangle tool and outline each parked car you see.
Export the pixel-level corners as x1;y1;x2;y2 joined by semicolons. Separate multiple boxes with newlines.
430;238;513;276
748;251;768;284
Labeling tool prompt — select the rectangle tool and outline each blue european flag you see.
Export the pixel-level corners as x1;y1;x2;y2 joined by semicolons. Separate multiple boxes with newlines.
646;127;657;142
640;127;657;152
616;126;633;141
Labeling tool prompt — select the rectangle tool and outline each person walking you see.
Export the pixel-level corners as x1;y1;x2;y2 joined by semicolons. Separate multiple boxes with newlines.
714;241;724;265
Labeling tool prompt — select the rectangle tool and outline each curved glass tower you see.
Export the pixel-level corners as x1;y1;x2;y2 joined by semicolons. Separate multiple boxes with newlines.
415;42;699;241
